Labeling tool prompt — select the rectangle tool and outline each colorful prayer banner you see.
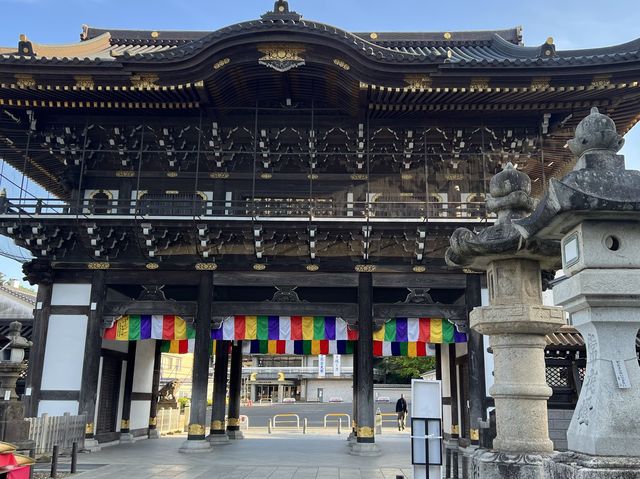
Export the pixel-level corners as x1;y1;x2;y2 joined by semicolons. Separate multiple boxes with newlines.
211;316;358;341
103;315;195;341
103;315;465;357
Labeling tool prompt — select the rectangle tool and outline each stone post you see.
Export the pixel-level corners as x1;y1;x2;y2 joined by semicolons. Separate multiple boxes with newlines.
472;258;560;453
208;340;230;444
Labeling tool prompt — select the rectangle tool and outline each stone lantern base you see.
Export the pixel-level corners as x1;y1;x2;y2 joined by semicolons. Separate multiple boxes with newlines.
472;449;554;479
544;452;640;479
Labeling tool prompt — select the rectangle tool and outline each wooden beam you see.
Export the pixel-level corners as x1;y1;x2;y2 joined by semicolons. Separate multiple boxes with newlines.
372;273;466;289
212;302;358;320
373;303;467;320
212;272;358;288
103;300;197;319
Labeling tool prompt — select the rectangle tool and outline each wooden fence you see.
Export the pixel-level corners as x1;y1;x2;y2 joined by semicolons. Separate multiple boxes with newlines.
157;407;189;435
26;413;86;455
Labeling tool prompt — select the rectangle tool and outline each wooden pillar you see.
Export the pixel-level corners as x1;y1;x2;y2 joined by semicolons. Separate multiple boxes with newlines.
209;340;229;440
226;341;244;439
466;274;485;446
352;272;379;455
79;270;106;441
436;344;442;381
449;343;460;440
351;348;358;438
119;341;137;442
25;281;52;417
148;340;162;439
180;272;213;452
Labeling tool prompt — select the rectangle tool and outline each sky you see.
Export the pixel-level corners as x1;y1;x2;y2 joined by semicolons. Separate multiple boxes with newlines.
0;0;639;281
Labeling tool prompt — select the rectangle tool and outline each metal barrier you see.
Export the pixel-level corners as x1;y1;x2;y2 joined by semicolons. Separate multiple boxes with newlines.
239;415;250;431
272;414;301;430
323;413;351;429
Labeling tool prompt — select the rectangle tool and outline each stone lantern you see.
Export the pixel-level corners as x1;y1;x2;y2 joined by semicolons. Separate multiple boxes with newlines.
446;163;565;478
0;321;34;450
515;107;640;477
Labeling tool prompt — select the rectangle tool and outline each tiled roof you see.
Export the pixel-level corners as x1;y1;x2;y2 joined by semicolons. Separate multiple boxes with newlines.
1;18;639;68
546;325;640;349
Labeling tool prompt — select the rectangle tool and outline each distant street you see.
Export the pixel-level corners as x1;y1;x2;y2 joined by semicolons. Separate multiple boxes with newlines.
240;401;411;428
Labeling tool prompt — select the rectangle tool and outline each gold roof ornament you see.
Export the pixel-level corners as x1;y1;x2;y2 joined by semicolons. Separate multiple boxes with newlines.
530;77;551;90
333;59;350;71
405;75;432;90
469;77;490;90
258;44;305;72
15;74;36;89
444;32;452;40
74;75;95;89
355;264;376;273
131;73;159;89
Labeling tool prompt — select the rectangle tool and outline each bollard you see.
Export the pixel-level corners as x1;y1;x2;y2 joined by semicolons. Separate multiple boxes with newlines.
50;445;58;478
303;418;307;434
337;418;341;435
268;418;272;434
71;441;78;474
29;448;35;479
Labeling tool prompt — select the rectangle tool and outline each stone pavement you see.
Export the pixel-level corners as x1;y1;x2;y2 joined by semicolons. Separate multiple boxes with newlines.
73;431;414;478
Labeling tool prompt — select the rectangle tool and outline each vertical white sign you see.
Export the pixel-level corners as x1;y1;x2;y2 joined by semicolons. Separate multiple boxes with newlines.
333;354;341;377
318;355;326;378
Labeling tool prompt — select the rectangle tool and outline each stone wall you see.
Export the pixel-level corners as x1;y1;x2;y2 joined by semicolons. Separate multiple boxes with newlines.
548;408;573;451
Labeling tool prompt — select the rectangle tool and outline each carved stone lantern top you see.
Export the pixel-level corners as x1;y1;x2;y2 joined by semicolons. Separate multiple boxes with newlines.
514;107;640;242
445;163;559;272
1;321;31;364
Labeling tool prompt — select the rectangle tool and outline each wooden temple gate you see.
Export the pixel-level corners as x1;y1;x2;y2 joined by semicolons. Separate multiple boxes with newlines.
1;0;640;463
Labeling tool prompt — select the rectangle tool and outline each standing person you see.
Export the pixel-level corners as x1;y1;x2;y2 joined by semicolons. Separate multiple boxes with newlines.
395;394;408;431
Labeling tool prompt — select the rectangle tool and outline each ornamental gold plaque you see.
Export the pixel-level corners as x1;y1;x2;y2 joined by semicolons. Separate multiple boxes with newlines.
149;417;157;427
227;418;241;427
146;263;159;270
88;262;110;270
121;419;130;429
412;266;426;273
253;263;267;271
258;44;305;72
306;264;319;272
355;264;376;273
85;423;94;435
195;263;218;271
470;428;480;441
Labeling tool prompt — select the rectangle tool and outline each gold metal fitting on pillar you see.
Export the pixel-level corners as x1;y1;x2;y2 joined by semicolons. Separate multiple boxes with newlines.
149;417;157;427
188;424;206;436
120;419;130;430
470;429;480;441
211;420;224;430
357;426;374;438
227;418;240;427
85;423;94;435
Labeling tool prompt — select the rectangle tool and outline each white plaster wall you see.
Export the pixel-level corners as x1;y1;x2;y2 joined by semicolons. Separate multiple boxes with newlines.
41;315;87;391
129;400;151;431
305;379;353;402
93;357;103;430
374;385;411;403
440;346;452;435
51;284;91;306
38;400;78;416
481;287;495;395
132;340;155;393
115;362;126;432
